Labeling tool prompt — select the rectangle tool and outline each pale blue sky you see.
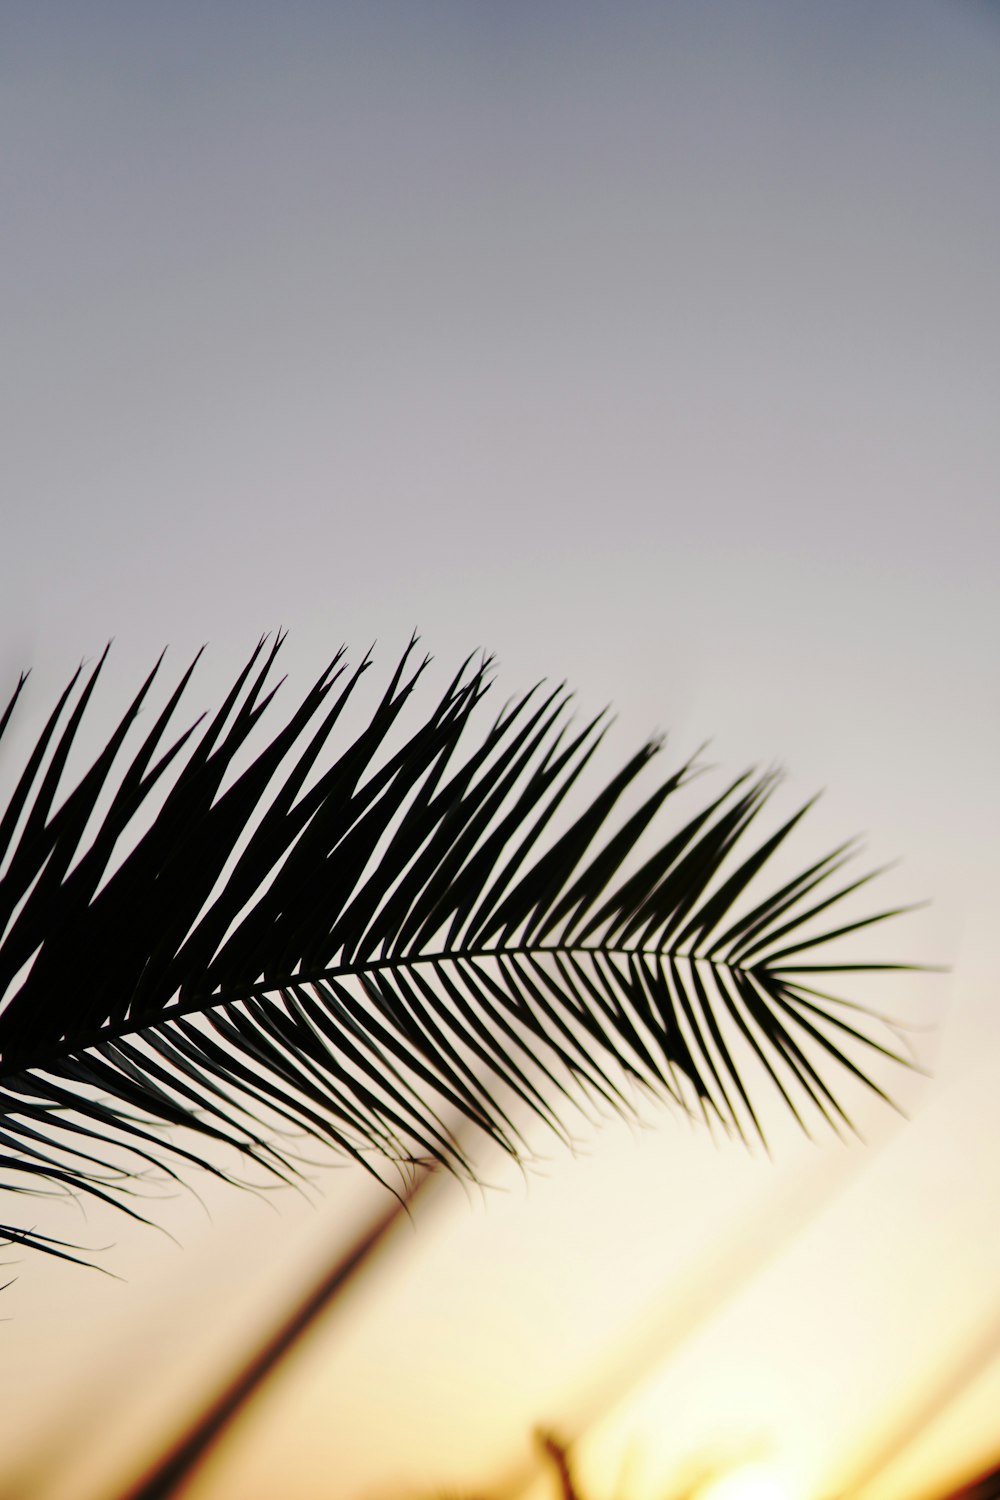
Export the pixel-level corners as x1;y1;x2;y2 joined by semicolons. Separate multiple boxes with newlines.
2;3;999;1496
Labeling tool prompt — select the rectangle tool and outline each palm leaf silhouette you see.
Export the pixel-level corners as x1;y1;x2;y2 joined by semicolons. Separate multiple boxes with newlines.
0;636;916;1266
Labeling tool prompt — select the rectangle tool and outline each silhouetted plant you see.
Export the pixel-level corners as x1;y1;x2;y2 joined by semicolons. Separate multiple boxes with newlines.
0;636;918;1269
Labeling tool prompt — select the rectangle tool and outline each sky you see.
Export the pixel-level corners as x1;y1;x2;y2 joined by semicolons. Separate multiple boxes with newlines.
2;1;1000;1498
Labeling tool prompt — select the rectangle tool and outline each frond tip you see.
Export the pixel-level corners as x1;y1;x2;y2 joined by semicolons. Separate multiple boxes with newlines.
0;638;923;1266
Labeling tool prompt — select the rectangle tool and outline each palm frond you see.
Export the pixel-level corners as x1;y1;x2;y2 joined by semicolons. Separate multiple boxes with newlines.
0;637;920;1264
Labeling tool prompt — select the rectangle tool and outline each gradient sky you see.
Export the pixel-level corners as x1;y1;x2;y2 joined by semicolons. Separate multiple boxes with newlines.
2;2;999;1498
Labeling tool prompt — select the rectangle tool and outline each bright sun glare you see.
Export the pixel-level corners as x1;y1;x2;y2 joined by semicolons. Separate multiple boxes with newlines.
698;1463;794;1500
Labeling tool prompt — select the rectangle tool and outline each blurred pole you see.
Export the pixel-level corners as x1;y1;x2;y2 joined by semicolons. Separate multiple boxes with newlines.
115;1161;447;1500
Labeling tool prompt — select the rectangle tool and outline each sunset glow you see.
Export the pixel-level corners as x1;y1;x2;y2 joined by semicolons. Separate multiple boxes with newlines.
699;1464;794;1500
2;3;999;1500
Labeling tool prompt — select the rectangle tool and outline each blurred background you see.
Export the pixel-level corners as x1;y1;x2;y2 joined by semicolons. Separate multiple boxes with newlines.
1;2;998;1497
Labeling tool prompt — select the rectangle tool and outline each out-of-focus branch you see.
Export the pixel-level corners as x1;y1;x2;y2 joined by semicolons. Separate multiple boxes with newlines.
116;1162;445;1500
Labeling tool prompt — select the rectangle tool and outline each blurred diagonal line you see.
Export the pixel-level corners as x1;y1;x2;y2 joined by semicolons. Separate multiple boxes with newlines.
937;1453;1000;1500
112;1161;447;1500
826;1303;1000;1500
492;1116;908;1500
492;1058;1000;1500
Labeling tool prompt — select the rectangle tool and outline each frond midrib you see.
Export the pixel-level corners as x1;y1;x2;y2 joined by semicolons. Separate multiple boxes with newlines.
1;939;770;1078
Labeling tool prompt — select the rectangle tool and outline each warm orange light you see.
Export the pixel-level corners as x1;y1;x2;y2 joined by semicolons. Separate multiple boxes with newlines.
698;1462;794;1500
